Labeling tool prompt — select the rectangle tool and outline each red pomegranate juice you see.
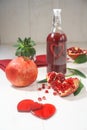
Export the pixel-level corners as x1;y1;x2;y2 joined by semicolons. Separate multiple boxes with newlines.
46;9;67;74
47;32;67;74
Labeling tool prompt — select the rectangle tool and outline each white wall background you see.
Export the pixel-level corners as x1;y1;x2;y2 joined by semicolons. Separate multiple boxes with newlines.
0;0;87;45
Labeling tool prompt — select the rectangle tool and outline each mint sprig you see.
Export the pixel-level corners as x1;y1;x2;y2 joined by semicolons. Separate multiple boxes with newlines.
15;37;36;59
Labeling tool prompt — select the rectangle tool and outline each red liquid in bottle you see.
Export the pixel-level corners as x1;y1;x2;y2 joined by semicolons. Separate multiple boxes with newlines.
47;32;67;74
46;9;67;74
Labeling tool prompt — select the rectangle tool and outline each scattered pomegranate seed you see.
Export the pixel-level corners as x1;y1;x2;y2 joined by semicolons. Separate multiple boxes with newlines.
37;96;47;102
53;91;58;96
38;87;42;91
38;97;42;101
45;90;49;93
42;96;46;100
42;84;46;89
47;86;51;89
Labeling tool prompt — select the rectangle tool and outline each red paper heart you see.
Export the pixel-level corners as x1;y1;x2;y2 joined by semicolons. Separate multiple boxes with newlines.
17;99;43;112
50;43;64;59
31;102;43;111
31;103;56;119
17;99;56;119
17;99;34;112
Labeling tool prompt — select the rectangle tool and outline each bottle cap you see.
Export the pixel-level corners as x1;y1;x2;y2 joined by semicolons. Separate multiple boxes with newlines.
53;9;62;26
53;9;61;16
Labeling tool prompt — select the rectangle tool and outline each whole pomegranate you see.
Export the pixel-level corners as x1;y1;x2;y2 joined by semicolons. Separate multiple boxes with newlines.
5;56;38;87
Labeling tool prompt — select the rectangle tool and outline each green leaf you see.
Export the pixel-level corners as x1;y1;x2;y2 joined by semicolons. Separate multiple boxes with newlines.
37;78;47;83
17;37;23;43
74;80;84;96
67;68;87;78
14;37;36;58
74;54;87;63
15;47;22;56
28;47;36;57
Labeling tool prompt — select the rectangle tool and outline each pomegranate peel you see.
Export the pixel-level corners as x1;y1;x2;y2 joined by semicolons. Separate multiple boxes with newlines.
47;71;57;84
5;56;38;87
57;78;79;97
67;46;86;60
47;72;80;97
47;71;65;84
53;78;79;97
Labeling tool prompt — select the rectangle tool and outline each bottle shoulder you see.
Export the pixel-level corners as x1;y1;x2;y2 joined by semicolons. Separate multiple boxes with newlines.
47;32;67;43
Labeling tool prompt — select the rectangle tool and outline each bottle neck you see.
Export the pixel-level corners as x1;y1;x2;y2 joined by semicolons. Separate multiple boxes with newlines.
52;9;62;33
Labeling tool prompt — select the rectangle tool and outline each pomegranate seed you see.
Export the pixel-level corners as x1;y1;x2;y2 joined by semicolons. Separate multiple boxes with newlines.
45;90;49;93
38;97;42;101
47;86;51;89
38;87;42;91
42;84;46;89
53;91;58;96
42;96;46;100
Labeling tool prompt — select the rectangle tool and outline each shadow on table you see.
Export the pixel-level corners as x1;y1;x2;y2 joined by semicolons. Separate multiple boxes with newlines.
11;81;39;92
64;87;87;101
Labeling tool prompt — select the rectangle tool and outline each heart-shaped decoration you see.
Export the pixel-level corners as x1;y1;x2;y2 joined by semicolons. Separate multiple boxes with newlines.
50;43;64;59
17;99;56;119
31;103;56;119
17;99;43;112
17;99;34;112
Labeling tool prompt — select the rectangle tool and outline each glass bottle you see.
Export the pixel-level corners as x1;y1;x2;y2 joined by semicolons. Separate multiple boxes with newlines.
46;9;67;74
